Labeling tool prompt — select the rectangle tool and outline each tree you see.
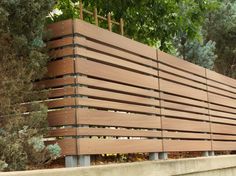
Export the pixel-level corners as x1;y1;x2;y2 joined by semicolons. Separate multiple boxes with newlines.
0;0;60;171
49;0;217;53
204;0;236;77
175;38;217;69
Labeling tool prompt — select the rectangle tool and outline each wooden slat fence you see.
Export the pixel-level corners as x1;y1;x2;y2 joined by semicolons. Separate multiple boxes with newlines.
41;19;236;158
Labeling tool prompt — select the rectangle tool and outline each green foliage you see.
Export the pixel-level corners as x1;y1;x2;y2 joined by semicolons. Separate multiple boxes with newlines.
0;0;61;171
176;39;217;69
49;0;217;52
204;0;236;77
0;160;8;171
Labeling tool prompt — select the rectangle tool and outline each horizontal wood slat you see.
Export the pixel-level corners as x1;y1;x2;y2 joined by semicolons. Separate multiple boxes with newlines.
73;19;156;60
77;98;160;114
159;79;207;101
78;139;163;154
49;127;162;138
212;141;236;151
76;76;159;98
47;19;73;38
76;109;161;129
163;131;211;139
162;118;210;132
75;58;159;90
74;37;157;68
163;140;211;152
75;47;157;76
158;50;206;77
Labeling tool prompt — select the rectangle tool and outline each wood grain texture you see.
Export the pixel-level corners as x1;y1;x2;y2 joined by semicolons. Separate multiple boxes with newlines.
211;123;236;134
158;63;206;84
76;109;161;129
47;19;73;38
161;109;209;121
212;141;236;151
158;50;206;77
73;19;156;60
162;118;210;132
75;47;157;76
75;58;159;90
37;77;74;89
48;139;77;155
47;37;73;49
163;131;211;139
159;70;206;90
76;76;159;98
48;109;75;126
74;37;157;68
78;139;163;154
163;140;211;151
77;98;160;114
76;87;159;106
206;69;236;88
47;58;74;78
49;127;162;138
159;79;208;101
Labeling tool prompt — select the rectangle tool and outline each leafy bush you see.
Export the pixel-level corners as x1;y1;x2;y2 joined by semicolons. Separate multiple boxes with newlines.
0;0;61;171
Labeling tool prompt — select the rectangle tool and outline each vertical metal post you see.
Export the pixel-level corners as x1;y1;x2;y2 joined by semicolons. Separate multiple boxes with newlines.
79;0;83;20
120;18;124;35
94;7;98;26
107;12;112;31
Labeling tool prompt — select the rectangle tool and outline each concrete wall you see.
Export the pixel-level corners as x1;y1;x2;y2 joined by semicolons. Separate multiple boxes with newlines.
1;155;236;176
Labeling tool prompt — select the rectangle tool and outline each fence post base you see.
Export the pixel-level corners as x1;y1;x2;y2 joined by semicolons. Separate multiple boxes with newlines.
159;152;168;160
79;155;91;166
202;151;215;157
65;156;78;167
202;151;209;157
149;152;159;160
209;151;215;156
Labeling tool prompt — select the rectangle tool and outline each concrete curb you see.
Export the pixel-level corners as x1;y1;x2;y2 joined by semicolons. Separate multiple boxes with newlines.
1;155;236;176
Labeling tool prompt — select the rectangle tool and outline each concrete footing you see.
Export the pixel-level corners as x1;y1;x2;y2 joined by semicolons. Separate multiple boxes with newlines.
79;155;91;166
65;155;91;167
159;152;168;160
149;152;168;160
209;151;215;156
149;152;159;160
65;156;78;167
202;151;215;157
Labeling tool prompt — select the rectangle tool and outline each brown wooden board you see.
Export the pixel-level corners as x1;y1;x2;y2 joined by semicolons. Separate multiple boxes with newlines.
75;47;157;76
76;76;159;98
78;139;163;154
76;109;161;129
49;127;162;138
163;140;211;152
73;19;156;60
206;69;236;89
159;79;208;101
75;58;159;90
212;141;236;151
47;19;73;39
158;50;206;77
162;118;210;132
74;37;157;68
